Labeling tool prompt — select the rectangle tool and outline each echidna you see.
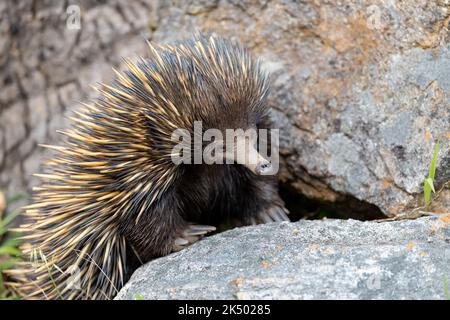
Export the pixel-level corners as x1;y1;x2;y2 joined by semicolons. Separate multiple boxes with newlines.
5;34;289;300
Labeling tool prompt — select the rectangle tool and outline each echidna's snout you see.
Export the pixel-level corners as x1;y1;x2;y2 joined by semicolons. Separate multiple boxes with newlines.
255;158;272;175
231;133;272;176
239;144;271;175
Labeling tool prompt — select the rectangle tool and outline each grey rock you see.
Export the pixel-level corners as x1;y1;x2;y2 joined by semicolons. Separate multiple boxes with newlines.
116;216;450;300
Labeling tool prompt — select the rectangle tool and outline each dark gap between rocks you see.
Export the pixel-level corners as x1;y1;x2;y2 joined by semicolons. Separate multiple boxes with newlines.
279;185;386;221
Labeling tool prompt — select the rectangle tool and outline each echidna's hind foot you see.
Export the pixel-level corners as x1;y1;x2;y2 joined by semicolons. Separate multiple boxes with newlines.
251;206;290;225
172;224;216;252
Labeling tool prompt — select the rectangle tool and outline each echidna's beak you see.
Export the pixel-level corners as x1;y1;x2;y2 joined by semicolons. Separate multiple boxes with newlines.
234;136;272;175
241;146;272;175
254;157;272;175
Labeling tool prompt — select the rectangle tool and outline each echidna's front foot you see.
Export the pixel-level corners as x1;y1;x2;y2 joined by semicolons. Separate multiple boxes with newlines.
251;206;290;225
172;224;216;252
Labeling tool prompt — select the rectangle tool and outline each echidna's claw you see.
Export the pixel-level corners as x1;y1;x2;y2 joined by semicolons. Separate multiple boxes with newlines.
174;237;189;246
259;211;274;223
256;206;290;224
183;224;216;236
270;206;290;222
172;223;216;252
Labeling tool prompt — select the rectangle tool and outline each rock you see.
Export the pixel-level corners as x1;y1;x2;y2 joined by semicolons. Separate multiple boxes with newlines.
116;216;450;300
0;1;449;216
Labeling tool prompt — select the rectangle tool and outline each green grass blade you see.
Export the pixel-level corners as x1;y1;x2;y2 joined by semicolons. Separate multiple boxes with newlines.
423;141;440;206
429;141;439;180
0;193;25;300
6;193;27;205
1;207;22;229
0;258;18;271
424;182;432;206
424;178;436;193
134;293;144;300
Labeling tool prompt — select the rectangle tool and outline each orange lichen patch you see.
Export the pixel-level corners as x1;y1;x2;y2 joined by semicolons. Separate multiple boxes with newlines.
419;251;429;257
417;15;449;49
229;277;244;286
417;32;441;49
306;244;321;252
314;78;342;97
439;214;450;223
406;242;416;250
276;246;283;251
318;12;380;55
447;133;450;139
425;131;431;141
381;178;394;190
385;202;409;217
261;261;270;269
445;15;450;29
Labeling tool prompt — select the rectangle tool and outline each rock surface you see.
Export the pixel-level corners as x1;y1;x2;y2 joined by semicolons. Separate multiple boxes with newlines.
116;216;450;300
0;1;449;216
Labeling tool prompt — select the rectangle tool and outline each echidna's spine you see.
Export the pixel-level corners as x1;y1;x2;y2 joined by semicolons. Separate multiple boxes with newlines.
6;43;183;300
4;34;267;299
